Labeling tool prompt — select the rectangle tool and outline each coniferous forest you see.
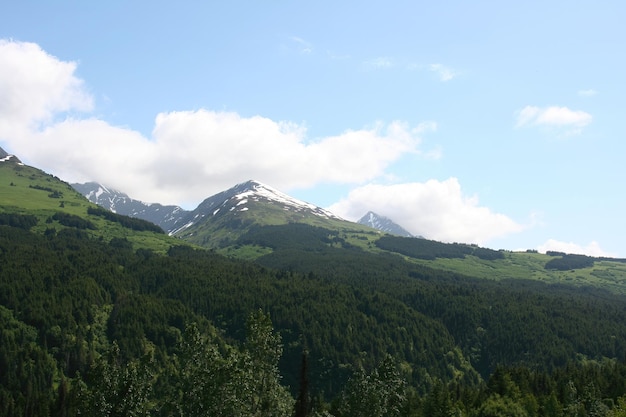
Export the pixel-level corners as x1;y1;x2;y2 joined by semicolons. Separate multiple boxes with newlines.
2;161;626;417
3;216;626;416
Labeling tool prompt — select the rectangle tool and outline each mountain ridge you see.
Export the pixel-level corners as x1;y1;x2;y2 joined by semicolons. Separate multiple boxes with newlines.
0;156;181;253
5;147;626;416
0;146;22;164
71;179;378;244
167;180;374;248
357;210;415;237
72;181;188;233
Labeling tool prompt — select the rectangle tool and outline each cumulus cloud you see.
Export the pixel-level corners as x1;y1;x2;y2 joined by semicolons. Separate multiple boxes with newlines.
429;64;458;81
0;40;92;138
537;239;613;257
327;179;524;245
515;105;592;135
0;40;431;207
9;110;428;207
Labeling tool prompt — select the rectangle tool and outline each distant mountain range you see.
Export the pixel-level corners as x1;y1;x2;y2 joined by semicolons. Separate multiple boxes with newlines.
71;180;417;241
72;182;187;233
2;144;419;242
5;130;626;417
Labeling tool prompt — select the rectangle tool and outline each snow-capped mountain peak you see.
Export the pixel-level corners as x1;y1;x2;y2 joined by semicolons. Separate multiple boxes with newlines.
230;180;341;220
73;182;133;213
73;179;345;241
168;180;343;238
0;146;23;164
357;211;414;237
71;182;188;232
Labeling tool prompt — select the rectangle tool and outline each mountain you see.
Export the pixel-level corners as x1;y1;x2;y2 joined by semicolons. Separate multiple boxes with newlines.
6;153;626;416
167;180;372;248
357;211;414;237
71;180;363;245
0;146;22;164
70;179;626;295
72;182;188;233
0;156;181;253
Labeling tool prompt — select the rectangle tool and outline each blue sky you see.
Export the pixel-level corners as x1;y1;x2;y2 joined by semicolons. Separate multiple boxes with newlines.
1;1;624;256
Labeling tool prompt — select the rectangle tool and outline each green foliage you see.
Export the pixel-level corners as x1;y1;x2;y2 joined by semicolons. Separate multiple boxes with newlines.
375;235;504;261
4;166;626;415
0;162;181;253
158;312;294;417
174;194;374;249
477;394;529;417
238;223;346;251
420;380;459;417
243;310;295;416
51;212;97;230
610;396;626;417
87;206;164;234
0;305;57;417
77;342;154;417
337;355;407;417
545;254;595;271
161;323;229;417
0;213;38;229
376;236;468;260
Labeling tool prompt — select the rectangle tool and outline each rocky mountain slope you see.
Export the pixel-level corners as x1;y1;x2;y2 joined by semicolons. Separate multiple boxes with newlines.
357;211;414;237
0;146;21;164
167;180;372;248
72;182;188;233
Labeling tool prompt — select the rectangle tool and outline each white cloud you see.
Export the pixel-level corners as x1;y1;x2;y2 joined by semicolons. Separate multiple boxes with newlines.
0;39;432;207
577;89;598;97
429;63;458;81
364;57;393;69
516;105;592;132
290;36;312;54
0;40;92;138
327;179;524;245
537;239;613;257
0;39;438;207
8;111;428;207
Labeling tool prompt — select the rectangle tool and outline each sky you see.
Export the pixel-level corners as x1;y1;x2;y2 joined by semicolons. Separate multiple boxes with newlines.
0;1;624;257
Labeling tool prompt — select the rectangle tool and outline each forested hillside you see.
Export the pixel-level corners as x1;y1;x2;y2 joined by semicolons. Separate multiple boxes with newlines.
3;218;626;415
3;160;626;416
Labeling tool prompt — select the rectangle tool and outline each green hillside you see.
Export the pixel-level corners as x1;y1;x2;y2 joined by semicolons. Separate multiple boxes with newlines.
0;161;182;253
174;196;377;252
4;161;626;416
222;220;626;295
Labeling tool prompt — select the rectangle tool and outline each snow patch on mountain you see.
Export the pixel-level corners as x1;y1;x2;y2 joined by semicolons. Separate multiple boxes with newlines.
0;147;23;165
357;211;414;237
74;179;345;238
233;180;342;219
72;181;189;233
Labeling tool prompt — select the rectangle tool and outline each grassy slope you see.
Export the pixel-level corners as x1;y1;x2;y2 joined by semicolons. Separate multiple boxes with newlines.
179;198;378;251
363;246;626;295
7;160;622;294
0;162;181;253
229;220;626;294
